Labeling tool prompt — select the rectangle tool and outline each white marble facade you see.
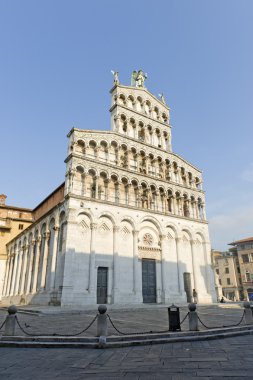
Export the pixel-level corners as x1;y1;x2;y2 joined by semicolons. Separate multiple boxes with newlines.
2;80;216;306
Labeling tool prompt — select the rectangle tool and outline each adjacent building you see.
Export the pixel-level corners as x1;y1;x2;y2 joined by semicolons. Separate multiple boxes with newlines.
0;195;33;298
1;72;216;306
229;237;253;301
212;249;243;301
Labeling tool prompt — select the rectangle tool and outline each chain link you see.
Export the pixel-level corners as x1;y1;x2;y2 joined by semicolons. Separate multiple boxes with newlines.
107;314;172;335
0;319;6;331
15;314;98;337
197;310;245;329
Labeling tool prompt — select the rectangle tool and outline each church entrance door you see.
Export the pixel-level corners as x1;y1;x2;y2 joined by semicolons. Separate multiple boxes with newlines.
142;259;156;303
97;267;108;304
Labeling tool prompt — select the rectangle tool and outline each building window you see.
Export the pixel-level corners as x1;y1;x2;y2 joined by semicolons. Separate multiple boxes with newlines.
227;278;231;285
237;266;240;273
242;254;249;263
18;224;24;230
216;269;219;275
246;272;251;282
225;267;229;274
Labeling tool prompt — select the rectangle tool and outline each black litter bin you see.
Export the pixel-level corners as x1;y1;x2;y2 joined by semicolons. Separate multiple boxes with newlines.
168;304;181;331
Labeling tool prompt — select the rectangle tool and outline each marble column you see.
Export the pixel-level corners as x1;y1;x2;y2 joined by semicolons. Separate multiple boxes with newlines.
132;230;141;298
10;249;18;295
113;226;120;301
32;236;41;293
2;258;10;296
88;223;97;293
6;256;13;296
160;234;167;302
49;226;60;290
40;232;50;290
190;239;198;291
175;238;184;295
19;245;28;295
14;247;23;295
25;241;35;294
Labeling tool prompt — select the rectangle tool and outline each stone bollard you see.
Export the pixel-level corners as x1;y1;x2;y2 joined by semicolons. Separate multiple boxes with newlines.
244;302;253;325
4;305;18;336
97;305;108;347
188;303;199;331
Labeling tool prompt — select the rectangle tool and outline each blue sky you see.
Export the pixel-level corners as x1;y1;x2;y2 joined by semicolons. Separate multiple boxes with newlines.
1;0;252;250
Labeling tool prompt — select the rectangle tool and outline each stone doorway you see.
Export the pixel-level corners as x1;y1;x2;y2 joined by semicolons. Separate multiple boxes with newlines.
97;267;108;304
142;259;156;303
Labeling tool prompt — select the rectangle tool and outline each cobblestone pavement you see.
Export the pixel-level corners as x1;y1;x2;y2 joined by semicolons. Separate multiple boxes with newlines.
0;334;253;379
0;304;246;337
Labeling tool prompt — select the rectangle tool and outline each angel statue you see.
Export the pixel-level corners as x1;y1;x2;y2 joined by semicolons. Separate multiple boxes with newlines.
111;70;119;85
131;69;147;87
131;70;137;86
158;93;166;104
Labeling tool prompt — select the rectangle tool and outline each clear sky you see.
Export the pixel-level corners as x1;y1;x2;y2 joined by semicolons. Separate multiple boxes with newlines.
1;0;252;250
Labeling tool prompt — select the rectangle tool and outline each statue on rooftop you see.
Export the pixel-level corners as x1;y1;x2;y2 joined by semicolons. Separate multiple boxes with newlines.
131;69;147;87
158;93;166;104
111;70;119;85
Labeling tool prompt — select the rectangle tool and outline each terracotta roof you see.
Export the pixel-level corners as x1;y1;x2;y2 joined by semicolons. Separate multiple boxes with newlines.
228;237;253;245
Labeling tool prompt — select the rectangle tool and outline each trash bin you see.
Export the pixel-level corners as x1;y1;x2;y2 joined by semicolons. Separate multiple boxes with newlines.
168;304;181;331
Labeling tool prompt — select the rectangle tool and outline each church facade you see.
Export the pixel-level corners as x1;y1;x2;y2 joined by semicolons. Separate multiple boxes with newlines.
2;73;216;306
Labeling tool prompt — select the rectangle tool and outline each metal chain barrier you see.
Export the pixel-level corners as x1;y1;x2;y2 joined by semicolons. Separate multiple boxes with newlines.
197;310;245;329
15;314;98;337
0;319;6;331
107;314;174;335
180;312;189;325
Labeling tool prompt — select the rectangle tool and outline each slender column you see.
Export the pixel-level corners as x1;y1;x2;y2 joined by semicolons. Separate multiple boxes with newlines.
195;202;200;219
6;257;13;296
25;240;35;294
10;248;18;295
190;239;198;291
201;203;206;220
175;238;184;294
2;258;10;296
133;230;140;294
137;185;142;208
32;236;41;293
95;176;99;199
40;232;50;289
115;148;119;165
203;240;211;293
113;226;120;301
104;179;109;201
95;147;100;159
125;183;131;205
171;196;175;214
88;223;97;292
49;226;60;290
81;173;86;196
115;182;120;204
20;245;28;295
160;234;166;301
114;115;120;132
14;247;23;295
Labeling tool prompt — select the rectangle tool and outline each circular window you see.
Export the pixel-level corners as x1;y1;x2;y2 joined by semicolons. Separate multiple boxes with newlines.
143;233;153;246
